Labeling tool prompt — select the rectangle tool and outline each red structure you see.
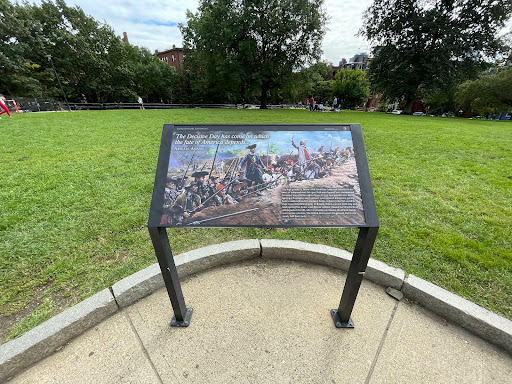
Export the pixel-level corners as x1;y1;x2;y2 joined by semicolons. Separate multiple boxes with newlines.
331;53;430;114
155;45;184;69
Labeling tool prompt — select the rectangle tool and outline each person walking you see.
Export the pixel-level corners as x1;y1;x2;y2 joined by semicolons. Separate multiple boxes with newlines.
137;95;144;110
309;96;315;111
0;95;12;118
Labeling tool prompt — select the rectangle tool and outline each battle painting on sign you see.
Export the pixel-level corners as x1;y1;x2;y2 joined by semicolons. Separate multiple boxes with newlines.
149;124;367;228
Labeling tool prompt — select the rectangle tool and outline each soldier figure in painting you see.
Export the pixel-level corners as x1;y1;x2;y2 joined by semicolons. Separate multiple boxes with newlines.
163;177;179;208
215;184;239;205
238;144;266;195
160;177;181;225
174;181;204;218
191;171;210;202
204;175;221;207
291;138;311;179
207;175;219;195
160;205;185;226
221;171;232;185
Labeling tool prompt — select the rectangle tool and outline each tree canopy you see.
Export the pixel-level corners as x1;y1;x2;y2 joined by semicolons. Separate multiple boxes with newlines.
456;66;512;115
333;69;370;108
0;0;178;103
285;61;334;103
180;0;327;108
360;0;512;113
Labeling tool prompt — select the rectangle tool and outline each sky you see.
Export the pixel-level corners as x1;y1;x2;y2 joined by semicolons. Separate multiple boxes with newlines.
25;0;375;65
24;0;512;66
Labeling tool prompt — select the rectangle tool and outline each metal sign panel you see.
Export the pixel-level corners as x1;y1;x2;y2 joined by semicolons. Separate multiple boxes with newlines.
149;124;377;228
148;124;379;328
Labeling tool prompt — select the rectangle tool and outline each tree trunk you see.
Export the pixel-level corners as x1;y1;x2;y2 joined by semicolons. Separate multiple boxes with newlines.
403;98;414;114
260;84;269;109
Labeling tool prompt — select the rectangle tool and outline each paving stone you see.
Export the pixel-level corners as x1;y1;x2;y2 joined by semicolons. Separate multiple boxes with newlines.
386;287;404;301
260;239;353;269
403;274;512;354
366;258;405;290
112;263;164;308
112;239;261;308
0;289;117;382
125;259;397;383
175;239;261;277
368;302;512;384
8;312;161;384
261;239;405;289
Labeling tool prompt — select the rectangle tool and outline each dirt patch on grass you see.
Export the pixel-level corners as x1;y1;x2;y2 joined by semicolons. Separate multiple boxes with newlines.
0;286;82;345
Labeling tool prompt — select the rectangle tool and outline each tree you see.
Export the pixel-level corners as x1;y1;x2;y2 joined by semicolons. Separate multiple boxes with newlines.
360;0;512;114
0;0;178;103
132;47;180;103
0;0;47;96
287;61;333;103
312;79;335;104
180;0;327;108
25;0;123;102
333;69;370;108
268;142;280;155
456;66;512;115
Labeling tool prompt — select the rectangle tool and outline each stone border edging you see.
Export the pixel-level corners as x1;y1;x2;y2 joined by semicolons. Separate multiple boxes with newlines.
111;239;262;307
0;289;117;381
259;239;405;290
403;274;512;353
1;239;511;381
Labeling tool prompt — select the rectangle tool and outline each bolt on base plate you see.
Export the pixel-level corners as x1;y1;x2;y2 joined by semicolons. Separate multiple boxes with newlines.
330;309;354;328
171;308;194;327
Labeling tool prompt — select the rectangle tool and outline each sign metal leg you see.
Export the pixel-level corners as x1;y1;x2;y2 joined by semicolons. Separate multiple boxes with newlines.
331;226;378;328
148;226;193;327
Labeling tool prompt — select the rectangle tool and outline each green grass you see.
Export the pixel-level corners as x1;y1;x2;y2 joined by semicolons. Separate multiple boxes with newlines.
1;109;511;341
6;299;55;340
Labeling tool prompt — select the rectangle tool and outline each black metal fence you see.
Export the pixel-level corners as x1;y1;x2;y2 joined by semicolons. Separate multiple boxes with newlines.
2;97;65;113
69;102;240;110
5;97;300;113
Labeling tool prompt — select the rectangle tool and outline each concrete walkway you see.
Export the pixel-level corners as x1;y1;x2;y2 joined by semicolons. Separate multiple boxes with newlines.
2;240;512;383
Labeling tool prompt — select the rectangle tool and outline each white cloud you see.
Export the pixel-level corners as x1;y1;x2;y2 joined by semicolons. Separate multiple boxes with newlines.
24;0;371;60
63;0;197;52
20;0;511;64
68;0;195;24
321;0;373;64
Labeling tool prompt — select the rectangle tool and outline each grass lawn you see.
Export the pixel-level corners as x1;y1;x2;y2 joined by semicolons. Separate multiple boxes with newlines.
1;109;511;342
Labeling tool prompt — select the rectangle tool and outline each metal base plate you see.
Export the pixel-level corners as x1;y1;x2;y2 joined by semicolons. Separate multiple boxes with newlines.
330;309;354;328
171;308;194;327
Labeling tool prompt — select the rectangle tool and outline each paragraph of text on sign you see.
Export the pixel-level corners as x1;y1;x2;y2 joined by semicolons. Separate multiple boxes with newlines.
281;187;358;220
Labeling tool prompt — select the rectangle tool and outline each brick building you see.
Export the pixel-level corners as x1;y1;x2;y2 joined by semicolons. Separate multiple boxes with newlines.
154;45;184;69
332;53;369;78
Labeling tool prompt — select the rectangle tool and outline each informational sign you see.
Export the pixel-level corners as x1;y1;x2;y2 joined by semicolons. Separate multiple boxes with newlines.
148;124;378;328
149;124;376;228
